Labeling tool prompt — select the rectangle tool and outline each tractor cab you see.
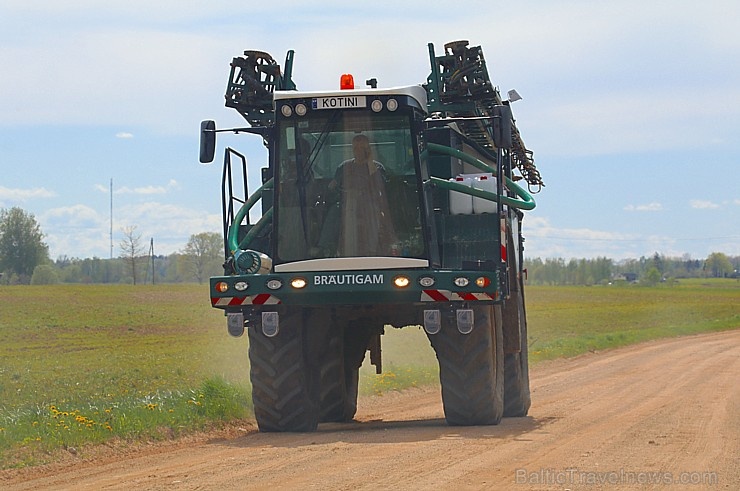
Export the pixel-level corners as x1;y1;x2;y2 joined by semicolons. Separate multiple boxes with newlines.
270;86;430;273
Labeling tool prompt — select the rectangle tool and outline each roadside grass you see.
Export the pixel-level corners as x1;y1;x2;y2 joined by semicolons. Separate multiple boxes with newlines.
1;279;738;468
525;279;740;361
0;284;252;468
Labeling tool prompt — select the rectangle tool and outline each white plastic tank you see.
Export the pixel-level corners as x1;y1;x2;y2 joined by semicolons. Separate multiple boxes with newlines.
449;175;473;215
473;173;498;214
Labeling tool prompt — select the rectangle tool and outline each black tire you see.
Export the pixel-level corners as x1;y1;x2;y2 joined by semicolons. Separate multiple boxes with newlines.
503;229;531;417
319;322;366;423
248;308;320;432
319;325;350;422
428;304;504;426
503;289;531;416
342;366;360;420
321;364;359;422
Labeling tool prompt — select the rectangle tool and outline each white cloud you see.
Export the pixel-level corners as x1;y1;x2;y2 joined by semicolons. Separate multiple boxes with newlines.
520;215;701;259
94;180;180;196
0;186;56;203
39;200;221;258
42;204;105;228
522;215;636;259
690;200;720;209
624;202;663;212
1;0;738;146
40;204;110;259
115;132;134;139
117;186;166;196
114;201;221;255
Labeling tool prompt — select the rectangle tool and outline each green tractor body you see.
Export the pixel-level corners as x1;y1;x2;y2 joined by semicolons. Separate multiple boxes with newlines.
201;42;542;431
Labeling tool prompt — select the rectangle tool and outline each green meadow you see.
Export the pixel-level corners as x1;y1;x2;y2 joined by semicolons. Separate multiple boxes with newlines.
1;279;738;468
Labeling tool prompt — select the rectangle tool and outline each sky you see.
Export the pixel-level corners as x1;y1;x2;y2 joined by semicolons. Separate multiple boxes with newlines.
1;1;738;261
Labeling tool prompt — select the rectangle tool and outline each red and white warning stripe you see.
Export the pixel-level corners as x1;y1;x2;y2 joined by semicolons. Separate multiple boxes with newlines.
421;290;497;302
500;218;507;262
211;294;281;307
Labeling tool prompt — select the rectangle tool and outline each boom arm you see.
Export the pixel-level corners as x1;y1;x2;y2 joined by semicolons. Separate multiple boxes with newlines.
425;41;544;190
225;50;297;127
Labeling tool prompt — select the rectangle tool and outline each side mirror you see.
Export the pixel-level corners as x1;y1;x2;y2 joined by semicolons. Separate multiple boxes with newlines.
199;120;216;163
492;105;513;149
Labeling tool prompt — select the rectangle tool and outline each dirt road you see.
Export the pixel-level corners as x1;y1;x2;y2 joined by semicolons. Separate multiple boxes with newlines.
3;330;738;490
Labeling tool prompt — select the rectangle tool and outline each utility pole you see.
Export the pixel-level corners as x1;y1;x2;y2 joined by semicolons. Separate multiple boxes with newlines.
110;178;113;260
108;178;113;284
149;237;155;284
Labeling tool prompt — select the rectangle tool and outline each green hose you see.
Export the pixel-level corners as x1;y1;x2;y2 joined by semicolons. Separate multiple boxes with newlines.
227;141;534;257
237;207;273;252
227;178;273;253
426;143;536;211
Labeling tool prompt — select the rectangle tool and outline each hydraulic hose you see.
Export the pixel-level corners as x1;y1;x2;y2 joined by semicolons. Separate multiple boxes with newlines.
426;143;536;211
227;178;273;253
237;207;273;252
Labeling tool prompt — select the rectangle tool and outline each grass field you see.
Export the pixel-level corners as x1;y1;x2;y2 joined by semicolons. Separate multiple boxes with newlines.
1;279;738;468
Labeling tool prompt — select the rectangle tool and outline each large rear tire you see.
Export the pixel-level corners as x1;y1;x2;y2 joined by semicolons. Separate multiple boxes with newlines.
503;289;531;416
248;308;320;432
428;304;504;426
503;228;531;417
319;322;369;422
319;325;354;422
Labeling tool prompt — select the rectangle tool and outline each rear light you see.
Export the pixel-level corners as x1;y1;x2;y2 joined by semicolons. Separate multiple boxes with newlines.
475;277;491;288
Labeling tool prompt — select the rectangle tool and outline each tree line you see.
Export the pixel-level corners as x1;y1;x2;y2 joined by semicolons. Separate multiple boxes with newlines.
1;206;738;285
0;207;223;285
524;252;738;286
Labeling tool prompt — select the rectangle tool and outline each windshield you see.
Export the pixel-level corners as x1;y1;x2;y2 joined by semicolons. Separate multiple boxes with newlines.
275;111;424;263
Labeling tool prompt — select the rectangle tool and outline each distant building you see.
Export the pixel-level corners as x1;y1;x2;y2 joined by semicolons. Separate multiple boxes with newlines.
613;272;638;283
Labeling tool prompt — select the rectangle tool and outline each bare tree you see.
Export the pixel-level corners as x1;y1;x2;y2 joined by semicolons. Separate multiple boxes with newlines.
119;225;143;284
183;232;222;283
